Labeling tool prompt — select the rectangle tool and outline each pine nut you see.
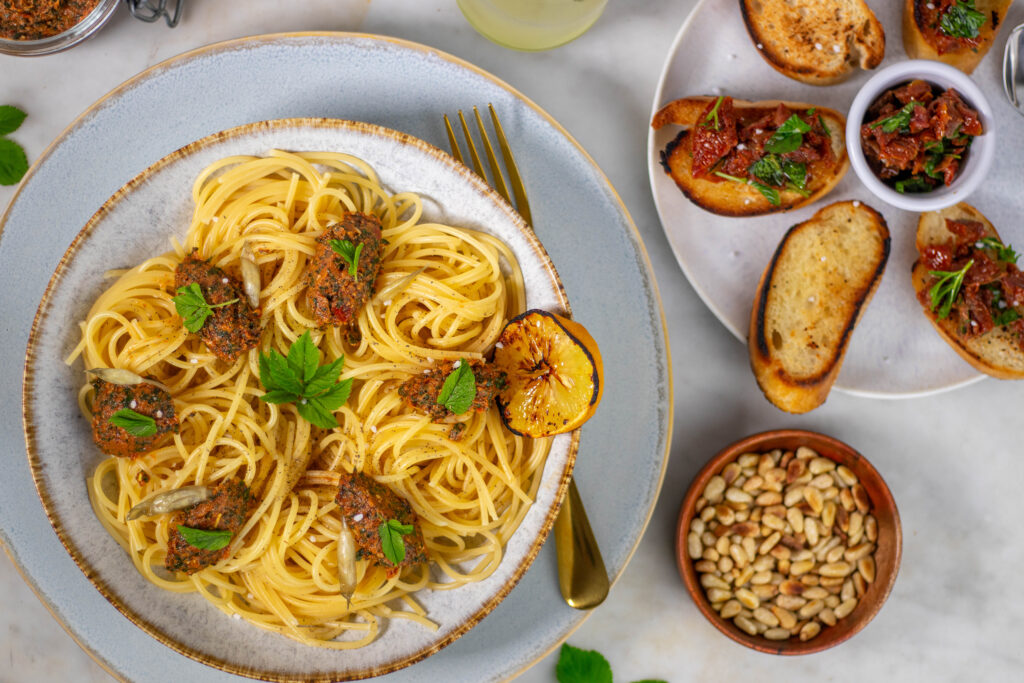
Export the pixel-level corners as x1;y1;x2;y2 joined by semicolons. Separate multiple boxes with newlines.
770;545;791;561
822;486;839;501
735;566;755;587
836;465;857;487
794;446;814;460
824;594;840;609
690;518;705;535
718;556;734;573
701;574;730;590
716;505;735;526
742;475;765;493
716;535;730;555
720;599;742;618
753;554;775;572
722;463;741;485
819;562;853;578
771;605;797;630
803;586;829;600
779;579;805;596
820;576;844;588
742;537;757;560
753;607;779;627
786;507;804;534
804;486;824;515
826;545;846;564
696;496;707;512
707;587;732;603
805;518;819;546
687;532;702;559
702;548;719;562
799;621;821;641
858;556;876;583
752;584;778;599
822;501;837;531
764;628;790;640
840;488;855;511
809;457;835;474
852;484;870;513
800;573;820;587
844;543;874;562
695;560;716;573
734;615;758;635
704;475;726;502
834;597;857;619
841;579;855;602
780;451;795;468
790;559;814;576
762;513;786;531
735;509;750;523
837;506;850;533
853;573;867;597
735;587;759;609
756;491;782;506
809;473;834;489
786;459;807;484
865;514;878;542
776;594;806;610
738;453;759;469
798;599;824;619
819;607;837;626
849;512;864;539
726;487;753;505
700;505;716;523
758;454;775;475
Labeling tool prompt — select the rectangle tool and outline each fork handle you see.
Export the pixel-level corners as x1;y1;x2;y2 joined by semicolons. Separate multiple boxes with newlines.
554;477;609;609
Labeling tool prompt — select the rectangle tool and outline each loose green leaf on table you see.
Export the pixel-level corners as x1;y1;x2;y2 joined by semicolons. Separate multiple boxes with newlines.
555;643;667;683
0;138;28;186
0;105;27;135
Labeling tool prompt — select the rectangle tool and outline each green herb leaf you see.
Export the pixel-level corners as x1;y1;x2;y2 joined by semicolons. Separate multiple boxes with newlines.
436;361;477;414
329;239;363;280
172;282;238;333
0;138;28;186
713;171;782;206
699;96;724;131
258;333;352;429
870;102;923;134
109;409;158;437
764;114;811;155
0;105;27;136
176;525;232;551
818;113;831;138
993;309;1022;327
782;159;807;190
555;644;613;683
978;237;1019;264
929;259;973;319
379;519;414;565
748;154;786;186
940;0;985;39
895;176;935;194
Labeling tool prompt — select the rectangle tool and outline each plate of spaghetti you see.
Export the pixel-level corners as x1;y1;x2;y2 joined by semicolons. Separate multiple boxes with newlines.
23;118;580;680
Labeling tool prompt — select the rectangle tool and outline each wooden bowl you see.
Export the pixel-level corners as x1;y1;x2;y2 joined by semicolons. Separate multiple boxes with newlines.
675;429;901;654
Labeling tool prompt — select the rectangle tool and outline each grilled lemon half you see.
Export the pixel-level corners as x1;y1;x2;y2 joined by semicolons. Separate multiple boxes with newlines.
493;309;603;438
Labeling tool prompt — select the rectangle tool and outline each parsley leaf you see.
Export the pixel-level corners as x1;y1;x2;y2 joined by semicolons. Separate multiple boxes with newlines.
929;259;973;319
894;176;934;194
176;525;232;551
378;519;414;565
870;102;923;134
172;282;238;333
109;409;158;437
978;237;1019;264
699;96;724;131
437;361;477;414
993;309;1022;327
556;644;613;683
329;239;364;280
257;330;353;429
764;114;811;155
0;105;27;136
713;171;781;206
940;0;985;39
0;138;28;186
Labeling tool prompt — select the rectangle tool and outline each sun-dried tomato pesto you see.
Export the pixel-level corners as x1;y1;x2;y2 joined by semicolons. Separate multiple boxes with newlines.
174;251;261;363
165;479;253;575
335;472;427;573
90;379;178;458
398;359;506;438
1;0;100;40
914;0;988;55
305;212;384;328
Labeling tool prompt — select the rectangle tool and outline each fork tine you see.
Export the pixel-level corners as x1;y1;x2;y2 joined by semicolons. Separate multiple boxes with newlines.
472;106;513;205
488;104;532;227
457;110;487;180
443;114;465;164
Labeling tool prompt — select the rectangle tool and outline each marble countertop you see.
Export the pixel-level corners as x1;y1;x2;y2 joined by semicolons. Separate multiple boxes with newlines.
3;1;1024;681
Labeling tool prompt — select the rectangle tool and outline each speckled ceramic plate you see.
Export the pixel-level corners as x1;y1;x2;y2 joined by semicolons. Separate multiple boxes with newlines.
0;34;671;683
649;0;1024;397
25;117;577;681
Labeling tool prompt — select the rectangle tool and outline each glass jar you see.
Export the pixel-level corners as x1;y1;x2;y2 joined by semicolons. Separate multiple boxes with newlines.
0;0;121;57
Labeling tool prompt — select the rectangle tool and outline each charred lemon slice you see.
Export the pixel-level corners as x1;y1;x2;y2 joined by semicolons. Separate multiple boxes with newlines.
493;309;603;438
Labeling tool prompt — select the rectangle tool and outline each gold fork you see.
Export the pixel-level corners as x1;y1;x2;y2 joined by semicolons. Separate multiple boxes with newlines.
443;105;609;610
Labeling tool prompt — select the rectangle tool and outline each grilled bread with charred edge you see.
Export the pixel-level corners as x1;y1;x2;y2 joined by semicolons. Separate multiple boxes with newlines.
749;201;890;413
913;203;1024;379
903;0;1014;74
652;97;848;217
740;0;886;85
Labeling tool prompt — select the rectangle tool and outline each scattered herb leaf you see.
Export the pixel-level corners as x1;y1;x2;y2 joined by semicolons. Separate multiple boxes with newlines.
699;96;724;131
940;0;985;39
870;102;923;134
173;282;238;333
436;361;477;414
379;519;414;565
556;644;613;683
895;176;934;194
0;105;27;136
993;309;1022;327
329;239;364;279
176;525;232;551
713;170;781;206
0;138;28;186
978;237;1019;264
109;409;158;437
764;114;811;155
929;259;974;319
257;330;353;429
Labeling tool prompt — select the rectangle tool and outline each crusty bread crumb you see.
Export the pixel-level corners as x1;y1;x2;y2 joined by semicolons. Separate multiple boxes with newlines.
749;201;890;413
741;0;886;85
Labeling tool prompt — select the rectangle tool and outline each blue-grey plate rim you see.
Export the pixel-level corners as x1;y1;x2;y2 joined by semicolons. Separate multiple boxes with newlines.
0;32;673;682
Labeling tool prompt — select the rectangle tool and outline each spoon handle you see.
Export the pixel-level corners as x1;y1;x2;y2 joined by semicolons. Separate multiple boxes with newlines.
555;477;609;610
1003;23;1024;113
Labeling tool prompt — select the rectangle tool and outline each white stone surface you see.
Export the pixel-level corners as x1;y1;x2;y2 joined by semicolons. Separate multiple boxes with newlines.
3;0;1024;681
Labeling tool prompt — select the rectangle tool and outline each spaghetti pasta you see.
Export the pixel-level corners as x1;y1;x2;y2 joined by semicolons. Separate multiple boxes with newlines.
68;150;550;648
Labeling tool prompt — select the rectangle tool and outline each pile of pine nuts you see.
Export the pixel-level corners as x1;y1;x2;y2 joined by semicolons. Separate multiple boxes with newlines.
685;446;878;642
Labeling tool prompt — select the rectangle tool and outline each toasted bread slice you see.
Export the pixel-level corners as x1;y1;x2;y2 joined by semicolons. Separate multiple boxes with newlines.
749;201;890;413
652;97;848;217
913;203;1024;379
903;0;1013;74
740;0;886;85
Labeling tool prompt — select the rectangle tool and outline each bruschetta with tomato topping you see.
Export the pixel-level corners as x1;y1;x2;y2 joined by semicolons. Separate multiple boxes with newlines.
903;0;1014;74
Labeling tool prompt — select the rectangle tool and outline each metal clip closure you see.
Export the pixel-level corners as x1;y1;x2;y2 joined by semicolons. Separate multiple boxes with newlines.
126;0;184;28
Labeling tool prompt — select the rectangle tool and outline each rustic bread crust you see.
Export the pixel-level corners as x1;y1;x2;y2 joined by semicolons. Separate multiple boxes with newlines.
749;201;891;413
740;0;886;85
903;0;1014;74
652;97;849;217
913;203;1024;379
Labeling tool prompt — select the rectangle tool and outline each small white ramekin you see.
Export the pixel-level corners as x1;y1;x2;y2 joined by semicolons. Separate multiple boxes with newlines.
846;59;995;212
